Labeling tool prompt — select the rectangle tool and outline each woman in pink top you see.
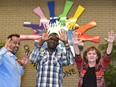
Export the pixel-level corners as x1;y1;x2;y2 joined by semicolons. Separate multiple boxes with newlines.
72;31;116;87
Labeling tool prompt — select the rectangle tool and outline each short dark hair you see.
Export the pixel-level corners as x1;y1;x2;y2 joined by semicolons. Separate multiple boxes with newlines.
7;34;20;39
49;33;59;37
48;33;59;42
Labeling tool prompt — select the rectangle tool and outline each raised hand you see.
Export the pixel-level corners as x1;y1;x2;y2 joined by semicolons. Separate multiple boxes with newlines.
72;31;79;45
104;31;116;43
4;38;12;51
17;52;30;67
41;30;49;42
105;31;116;55
59;30;68;44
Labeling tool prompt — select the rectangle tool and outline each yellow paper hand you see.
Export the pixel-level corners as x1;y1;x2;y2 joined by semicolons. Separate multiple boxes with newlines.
67;5;85;30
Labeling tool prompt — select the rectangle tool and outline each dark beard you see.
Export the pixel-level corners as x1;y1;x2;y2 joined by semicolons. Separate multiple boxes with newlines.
12;47;19;54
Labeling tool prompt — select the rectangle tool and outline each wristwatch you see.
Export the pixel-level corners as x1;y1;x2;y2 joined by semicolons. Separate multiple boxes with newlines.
65;43;69;47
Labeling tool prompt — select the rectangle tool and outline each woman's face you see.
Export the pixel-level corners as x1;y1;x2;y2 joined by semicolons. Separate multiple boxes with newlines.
86;49;98;63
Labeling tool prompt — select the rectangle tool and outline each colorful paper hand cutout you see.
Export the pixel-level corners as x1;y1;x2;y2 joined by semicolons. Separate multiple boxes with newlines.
23;22;44;31
20;34;41;41
33;7;49;29
73;20;100;43
67;5;85;30
48;1;58;24
22;0;100;47
58;0;73;26
47;21;61;36
74;20;96;34
78;33;100;43
33;7;46;19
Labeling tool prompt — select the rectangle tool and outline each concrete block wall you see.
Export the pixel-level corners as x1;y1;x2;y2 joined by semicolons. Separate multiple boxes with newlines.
0;0;116;87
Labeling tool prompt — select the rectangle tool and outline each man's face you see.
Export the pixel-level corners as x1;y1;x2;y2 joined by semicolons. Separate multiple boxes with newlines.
47;33;59;49
9;36;20;54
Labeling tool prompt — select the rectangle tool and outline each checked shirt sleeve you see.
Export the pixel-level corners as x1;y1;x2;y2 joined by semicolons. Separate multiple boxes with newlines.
29;45;42;63
62;47;74;66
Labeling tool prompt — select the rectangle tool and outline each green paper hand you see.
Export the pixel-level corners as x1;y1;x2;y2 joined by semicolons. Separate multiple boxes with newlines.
58;0;73;26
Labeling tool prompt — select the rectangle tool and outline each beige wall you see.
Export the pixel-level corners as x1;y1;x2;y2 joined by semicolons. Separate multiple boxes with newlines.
0;0;116;87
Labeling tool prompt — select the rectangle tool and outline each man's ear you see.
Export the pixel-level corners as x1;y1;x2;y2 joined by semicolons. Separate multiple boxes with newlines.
57;41;59;45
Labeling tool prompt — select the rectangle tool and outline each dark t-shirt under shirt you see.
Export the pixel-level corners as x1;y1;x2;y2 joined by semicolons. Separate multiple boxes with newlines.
82;67;97;87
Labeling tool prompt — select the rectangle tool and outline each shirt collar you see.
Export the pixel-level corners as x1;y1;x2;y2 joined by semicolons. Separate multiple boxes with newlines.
8;51;17;60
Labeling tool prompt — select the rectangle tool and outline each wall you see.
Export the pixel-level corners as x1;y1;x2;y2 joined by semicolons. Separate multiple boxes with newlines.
0;0;116;87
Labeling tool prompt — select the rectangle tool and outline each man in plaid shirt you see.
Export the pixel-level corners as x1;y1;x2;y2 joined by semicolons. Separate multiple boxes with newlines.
29;29;74;87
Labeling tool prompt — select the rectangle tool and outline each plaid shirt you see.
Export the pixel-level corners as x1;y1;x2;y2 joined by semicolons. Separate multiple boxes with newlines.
29;45;74;87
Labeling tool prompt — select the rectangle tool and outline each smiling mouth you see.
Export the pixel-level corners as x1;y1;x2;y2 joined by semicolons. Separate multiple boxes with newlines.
14;47;18;50
89;57;95;59
14;47;19;52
